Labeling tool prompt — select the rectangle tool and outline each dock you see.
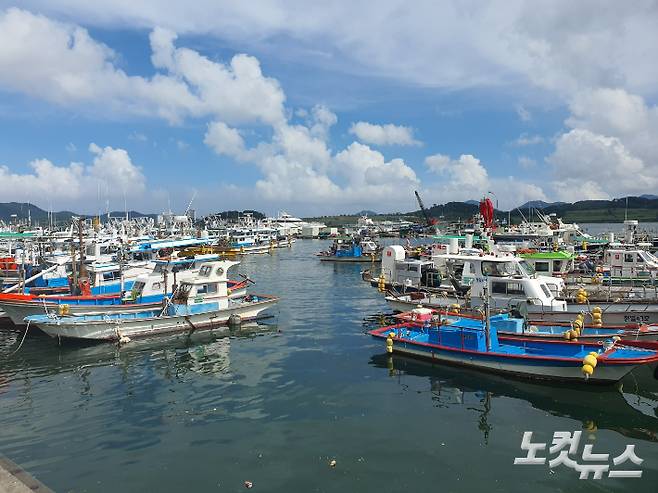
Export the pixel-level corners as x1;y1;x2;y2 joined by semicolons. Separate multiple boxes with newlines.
0;455;52;493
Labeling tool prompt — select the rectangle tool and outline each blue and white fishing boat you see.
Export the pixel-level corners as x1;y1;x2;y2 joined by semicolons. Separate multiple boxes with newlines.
25;260;277;341
317;237;381;263
0;255;248;325
394;308;658;341
369;307;658;383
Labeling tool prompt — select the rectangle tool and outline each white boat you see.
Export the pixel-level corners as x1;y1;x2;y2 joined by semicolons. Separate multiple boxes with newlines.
0;254;249;325
25;260;278;341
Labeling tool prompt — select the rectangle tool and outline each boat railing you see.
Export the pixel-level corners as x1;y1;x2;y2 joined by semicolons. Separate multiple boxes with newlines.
397;320;484;352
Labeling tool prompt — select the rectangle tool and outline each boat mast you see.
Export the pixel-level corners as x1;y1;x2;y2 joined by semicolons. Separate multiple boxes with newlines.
484;280;491;351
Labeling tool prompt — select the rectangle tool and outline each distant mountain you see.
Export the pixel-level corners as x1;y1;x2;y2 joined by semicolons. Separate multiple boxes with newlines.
640;194;658;200
517;200;566;210
0;202;157;224
203;210;265;221
354;209;378;216
464;200;479;205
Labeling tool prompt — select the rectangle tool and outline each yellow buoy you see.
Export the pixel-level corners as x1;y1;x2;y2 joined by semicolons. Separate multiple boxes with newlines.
583;354;598;368
582;364;594;376
563;331;571;340
588;351;599;358
592;306;602;314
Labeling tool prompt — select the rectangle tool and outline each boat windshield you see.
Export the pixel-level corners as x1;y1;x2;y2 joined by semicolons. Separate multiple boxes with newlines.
519;260;536;276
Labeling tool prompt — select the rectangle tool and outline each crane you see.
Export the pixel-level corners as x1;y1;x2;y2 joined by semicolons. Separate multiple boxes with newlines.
414;190;437;227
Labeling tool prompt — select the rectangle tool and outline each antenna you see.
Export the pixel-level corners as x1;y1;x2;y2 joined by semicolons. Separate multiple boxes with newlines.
625;196;628;221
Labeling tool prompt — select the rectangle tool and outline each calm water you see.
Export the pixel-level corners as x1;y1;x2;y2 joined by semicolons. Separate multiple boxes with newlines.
1;239;658;492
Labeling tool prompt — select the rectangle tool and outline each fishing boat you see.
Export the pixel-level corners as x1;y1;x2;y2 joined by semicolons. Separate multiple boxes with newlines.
369;307;658;383
394;308;658;341
317;237;381;263
24;260;278;341
0;269;247;326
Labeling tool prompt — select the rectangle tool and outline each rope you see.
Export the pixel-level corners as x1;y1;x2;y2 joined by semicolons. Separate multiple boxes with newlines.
8;320;31;357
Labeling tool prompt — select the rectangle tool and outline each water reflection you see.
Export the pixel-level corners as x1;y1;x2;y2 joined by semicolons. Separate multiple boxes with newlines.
370;354;658;443
1;322;278;387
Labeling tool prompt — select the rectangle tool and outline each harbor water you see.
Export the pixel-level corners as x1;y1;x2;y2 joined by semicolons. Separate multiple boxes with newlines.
1;239;658;492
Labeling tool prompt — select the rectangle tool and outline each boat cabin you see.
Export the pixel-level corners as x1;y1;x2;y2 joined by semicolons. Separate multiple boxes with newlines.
519;251;575;277
173;260;239;307
127;254;222;302
603;248;658;280
381;245;442;289
438;254;566;311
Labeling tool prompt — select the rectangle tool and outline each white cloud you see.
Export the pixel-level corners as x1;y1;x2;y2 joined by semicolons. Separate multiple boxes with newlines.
425;153;488;190
424;153;546;208
204;121;247;159
511;133;544;146
349;121;421;146
0;9;286;125
11;2;658;99
0;144;145;209
128;131;148;142
547;88;658;201
517;156;536;169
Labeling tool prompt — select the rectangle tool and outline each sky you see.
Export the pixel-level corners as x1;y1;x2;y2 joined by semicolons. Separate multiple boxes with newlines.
0;1;657;216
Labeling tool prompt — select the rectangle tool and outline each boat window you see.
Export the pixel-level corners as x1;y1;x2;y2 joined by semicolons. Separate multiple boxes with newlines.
408;265;419;272
534;261;550;272
506;282;525;295
102;271;119;281
199;265;212;277
216;267;224;276
152;282;161;291
197;283;218;295
179;283;192;296
554;261;562;271
518;260;535;276
625;253;635;263
491;281;507;294
540;284;552;298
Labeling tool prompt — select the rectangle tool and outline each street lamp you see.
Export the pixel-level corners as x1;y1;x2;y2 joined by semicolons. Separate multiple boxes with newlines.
487;191;498;211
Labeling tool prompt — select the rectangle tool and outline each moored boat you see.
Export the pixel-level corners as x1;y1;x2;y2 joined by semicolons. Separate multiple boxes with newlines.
317;237;381;262
24;260;278;341
369;309;658;383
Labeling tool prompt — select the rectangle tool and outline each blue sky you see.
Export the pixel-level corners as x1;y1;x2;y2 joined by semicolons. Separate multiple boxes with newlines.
0;2;657;216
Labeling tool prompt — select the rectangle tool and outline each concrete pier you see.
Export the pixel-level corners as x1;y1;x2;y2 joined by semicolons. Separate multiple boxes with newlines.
0;455;52;493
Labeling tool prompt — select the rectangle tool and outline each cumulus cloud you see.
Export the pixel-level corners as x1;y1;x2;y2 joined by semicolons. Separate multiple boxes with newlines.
11;1;658;98
0;144;145;209
349;122;421;146
547;88;658;201
0;9;286;125
424;153;546;208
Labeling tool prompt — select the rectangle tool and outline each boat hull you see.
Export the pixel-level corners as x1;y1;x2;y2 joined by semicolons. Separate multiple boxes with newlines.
370;329;648;384
318;255;381;263
32;296;278;341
